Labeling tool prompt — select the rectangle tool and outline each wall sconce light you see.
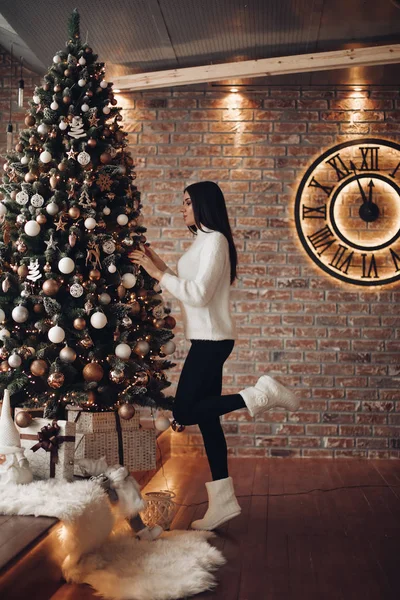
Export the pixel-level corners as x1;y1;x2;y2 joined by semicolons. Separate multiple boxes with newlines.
18;56;24;108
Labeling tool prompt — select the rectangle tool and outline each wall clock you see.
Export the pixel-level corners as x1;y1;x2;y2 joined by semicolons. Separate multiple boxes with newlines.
295;138;400;286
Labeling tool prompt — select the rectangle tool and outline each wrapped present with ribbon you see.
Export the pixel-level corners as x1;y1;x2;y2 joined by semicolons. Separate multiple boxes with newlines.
15;411;76;481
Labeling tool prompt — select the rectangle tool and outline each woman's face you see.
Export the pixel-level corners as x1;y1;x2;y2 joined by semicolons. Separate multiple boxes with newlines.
181;192;196;227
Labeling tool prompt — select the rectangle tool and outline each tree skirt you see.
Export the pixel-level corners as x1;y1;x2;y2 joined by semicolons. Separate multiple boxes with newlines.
0;480;225;600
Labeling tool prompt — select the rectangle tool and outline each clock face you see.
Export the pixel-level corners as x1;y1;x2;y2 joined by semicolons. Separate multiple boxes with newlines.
295;138;400;286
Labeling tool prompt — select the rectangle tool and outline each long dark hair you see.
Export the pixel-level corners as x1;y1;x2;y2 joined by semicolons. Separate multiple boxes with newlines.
184;181;238;284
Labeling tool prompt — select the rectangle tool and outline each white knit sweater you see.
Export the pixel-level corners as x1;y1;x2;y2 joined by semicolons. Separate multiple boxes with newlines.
159;227;238;341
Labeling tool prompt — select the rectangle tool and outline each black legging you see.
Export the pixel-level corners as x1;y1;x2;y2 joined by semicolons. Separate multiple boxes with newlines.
172;339;245;481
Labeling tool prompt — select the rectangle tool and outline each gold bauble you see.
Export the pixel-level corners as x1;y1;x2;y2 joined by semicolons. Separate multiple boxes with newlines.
73;317;86;330
118;403;135;420
68;206;80;219
17;265;29;277
47;371;65;389
15;411;32;428
83;362;104;382
30;359;48;376
89;269;101;281
42;279;60;296
25;171;37;183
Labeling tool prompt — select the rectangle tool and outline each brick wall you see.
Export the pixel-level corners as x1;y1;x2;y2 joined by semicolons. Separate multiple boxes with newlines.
0;44;399;459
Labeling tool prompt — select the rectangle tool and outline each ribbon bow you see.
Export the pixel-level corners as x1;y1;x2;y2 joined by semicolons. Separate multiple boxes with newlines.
31;420;61;454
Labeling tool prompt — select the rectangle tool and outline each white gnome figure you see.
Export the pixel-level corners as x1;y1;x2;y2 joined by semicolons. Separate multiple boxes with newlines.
0;389;33;485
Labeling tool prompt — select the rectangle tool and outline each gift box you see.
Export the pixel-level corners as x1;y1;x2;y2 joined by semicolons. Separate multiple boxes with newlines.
74;428;156;475
15;410;76;482
67;408;140;433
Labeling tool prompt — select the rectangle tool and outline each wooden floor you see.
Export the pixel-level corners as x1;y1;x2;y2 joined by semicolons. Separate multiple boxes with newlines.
54;457;400;600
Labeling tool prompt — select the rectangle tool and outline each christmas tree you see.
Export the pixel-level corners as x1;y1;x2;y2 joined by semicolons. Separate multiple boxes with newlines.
0;9;176;417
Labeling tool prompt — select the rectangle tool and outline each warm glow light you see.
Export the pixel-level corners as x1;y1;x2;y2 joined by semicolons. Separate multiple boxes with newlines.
353;86;362;92
230;87;239;93
113;88;121;93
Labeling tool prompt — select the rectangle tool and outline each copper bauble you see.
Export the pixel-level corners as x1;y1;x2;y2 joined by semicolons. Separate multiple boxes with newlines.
43;262;52;273
135;371;149;385
87;138;97;148
109;369;125;384
49;175;58;189
73;317;86;330
16;240;27;253
25;171;37;183
83;362;104;382
100;152;112;165
115;130;124;142
63;96;71;105
58;161;68;172
33;303;44;314
171;420;185;433
15;142;24;153
64;69;72;77
0;361;9;372
10;190;17;200
69;206;80;219
118;403;135;420
29;136;36;145
137;288;147;300
164;316;176;329
15;411;32;428
89;269;101;281
130;301;141;315
47;371;65;389
17;264;29;277
103;128;111;138
154;318;166;329
25;115;36;127
117;285;126;299
42;279;60;296
30;359;48;376
79;335;93;348
54;84;62;92
36;214;47;225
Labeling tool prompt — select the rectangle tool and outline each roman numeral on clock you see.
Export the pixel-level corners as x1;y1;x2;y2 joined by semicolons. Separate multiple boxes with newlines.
390;248;400;272
389;161;400;179
329;245;354;274
326;153;351;181
361;253;379;278
302;204;327;219
308;177;333;196
359;146;379;170
307;225;335;255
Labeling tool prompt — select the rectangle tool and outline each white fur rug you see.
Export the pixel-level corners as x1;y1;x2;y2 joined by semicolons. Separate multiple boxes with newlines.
0;480;225;600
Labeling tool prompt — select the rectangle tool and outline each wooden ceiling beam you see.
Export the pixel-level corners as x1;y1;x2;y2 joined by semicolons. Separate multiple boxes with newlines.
113;44;400;91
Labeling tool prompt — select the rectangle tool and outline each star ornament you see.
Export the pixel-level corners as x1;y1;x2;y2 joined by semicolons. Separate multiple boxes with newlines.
44;233;58;251
88;113;99;127
55;214;68;231
66;148;77;160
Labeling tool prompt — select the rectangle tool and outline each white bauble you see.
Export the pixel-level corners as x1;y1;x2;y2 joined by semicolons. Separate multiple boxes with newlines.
59;120;68;131
78;78;86;87
161;340;176;355
100;80;108;89
31;194;44;207
12;305;29;323
117;214;128;226
155;415;171;432
84;217;97;230
0;308;5;322
81;103;90;112
108;264;117;274
121;273;137;289
48;325;65;343
16;191;29;205
0;203;7;217
90;312;107;329
115;343;131;360
58;257;75;274
50;101;59;110
24;220;40;237
37;123;48;135
78;57;86;66
53;55;62;64
102;106;111;115
0;329;10;339
77;151;90;166
39;150;52;164
46;202;59;215
8;353;22;368
103;206;111;215
33;95;41;104
99;293;111;305
20;156;29;165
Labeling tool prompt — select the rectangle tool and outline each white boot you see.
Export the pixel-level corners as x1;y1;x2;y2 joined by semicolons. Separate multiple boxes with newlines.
191;476;241;531
239;375;300;418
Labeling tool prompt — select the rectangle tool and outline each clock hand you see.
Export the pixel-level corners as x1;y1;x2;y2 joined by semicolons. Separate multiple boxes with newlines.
349;161;368;203
367;180;374;204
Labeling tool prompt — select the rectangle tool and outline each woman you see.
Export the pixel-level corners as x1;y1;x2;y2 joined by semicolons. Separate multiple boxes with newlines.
129;181;299;531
